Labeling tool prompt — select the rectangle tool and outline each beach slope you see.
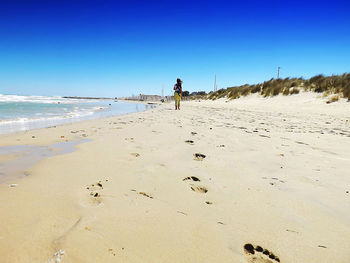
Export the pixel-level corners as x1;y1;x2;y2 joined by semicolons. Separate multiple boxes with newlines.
0;94;349;263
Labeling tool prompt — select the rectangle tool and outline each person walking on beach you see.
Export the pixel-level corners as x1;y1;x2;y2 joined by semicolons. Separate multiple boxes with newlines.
174;78;182;110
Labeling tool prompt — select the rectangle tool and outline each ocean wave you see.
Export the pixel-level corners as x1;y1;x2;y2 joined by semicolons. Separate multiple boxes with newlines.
0;94;94;104
0;106;108;125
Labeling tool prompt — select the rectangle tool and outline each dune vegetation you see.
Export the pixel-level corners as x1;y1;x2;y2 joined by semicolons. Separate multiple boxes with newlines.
185;73;350;101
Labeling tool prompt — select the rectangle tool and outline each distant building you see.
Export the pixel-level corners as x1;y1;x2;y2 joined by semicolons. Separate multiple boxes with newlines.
139;94;162;101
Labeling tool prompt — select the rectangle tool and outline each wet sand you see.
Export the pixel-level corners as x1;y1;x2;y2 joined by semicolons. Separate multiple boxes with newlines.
0;93;349;263
0;140;90;183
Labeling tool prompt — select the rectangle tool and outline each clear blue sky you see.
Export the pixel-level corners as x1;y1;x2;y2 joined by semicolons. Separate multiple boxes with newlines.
1;0;349;97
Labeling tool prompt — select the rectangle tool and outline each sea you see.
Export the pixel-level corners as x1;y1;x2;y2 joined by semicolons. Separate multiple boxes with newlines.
0;94;152;135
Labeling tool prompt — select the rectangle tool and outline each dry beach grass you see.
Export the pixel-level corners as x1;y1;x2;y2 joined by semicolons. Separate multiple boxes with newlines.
188;73;350;101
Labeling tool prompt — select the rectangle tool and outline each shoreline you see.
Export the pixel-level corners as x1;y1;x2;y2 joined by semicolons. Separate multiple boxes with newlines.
0;100;157;136
0;95;349;262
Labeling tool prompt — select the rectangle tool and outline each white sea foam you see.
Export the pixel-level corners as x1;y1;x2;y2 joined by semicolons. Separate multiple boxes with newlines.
0;107;103;125
0;94;96;104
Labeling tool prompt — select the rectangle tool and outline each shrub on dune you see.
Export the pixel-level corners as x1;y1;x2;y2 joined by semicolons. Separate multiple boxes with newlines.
187;73;349;101
290;88;300;95
282;87;290;95
342;83;350;99
250;85;261;93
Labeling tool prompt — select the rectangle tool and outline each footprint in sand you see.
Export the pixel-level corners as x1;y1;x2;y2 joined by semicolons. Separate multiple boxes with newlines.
71;129;86;134
295;141;309;145
183;176;208;194
130;153;140;157
185;140;194;145
243;243;280;263
193;153;206;161
85;180;108;206
190;185;208;194
138;191;153;199
108;248;116;256
183;176;200;182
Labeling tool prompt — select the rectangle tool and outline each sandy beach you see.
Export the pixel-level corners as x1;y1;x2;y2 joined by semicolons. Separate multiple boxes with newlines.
0;93;349;263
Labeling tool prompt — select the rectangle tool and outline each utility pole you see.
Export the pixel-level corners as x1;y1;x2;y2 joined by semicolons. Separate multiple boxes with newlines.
214;74;217;91
277;67;281;79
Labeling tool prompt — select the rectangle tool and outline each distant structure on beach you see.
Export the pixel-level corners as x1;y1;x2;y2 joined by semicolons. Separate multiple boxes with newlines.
122;94;163;101
139;94;163;101
63;96;113;100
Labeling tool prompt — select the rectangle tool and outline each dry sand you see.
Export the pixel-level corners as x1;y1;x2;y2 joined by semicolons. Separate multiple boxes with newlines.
0;93;349;263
